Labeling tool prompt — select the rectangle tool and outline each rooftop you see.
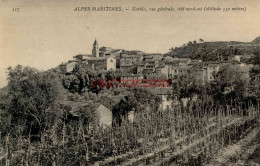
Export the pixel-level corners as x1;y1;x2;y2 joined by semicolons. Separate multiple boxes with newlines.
88;56;115;61
120;73;143;77
93;39;98;45
137;61;148;65
121;54;140;58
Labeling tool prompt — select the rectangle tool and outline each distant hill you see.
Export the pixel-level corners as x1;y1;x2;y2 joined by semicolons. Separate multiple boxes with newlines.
165;38;260;62
252;36;260;44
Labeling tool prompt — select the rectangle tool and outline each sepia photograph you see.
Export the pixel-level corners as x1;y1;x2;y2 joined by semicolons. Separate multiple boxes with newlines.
0;0;260;165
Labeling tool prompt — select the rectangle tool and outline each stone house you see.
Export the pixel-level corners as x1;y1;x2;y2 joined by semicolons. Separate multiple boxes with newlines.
96;104;112;127
143;54;163;62
120;52;142;70
137;61;148;74
73;54;92;61
147;87;173;111
99;95;126;109
228;55;241;62
170;66;191;77
85;56;116;71
201;62;220;83
60;61;77;74
192;61;220;85
60;101;112;128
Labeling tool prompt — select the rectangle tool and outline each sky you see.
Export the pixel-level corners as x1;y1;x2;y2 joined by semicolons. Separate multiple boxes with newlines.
0;0;260;88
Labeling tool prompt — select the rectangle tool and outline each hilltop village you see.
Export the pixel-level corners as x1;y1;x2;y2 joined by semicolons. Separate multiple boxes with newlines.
58;39;251;127
60;39;245;84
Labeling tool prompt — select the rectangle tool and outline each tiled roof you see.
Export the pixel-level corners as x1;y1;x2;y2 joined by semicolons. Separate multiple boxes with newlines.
96;104;111;113
162;57;175;61
137;61;148;65
107;95;126;103
172;66;191;70
99;95;126;109
165;61;180;65
143;68;154;72
120;64;133;66
146;64;156;67
173;58;191;61
121;56;140;59
120;73;143;77
88;56;115;61
60;100;96;116
157;64;166;68
201;61;220;65
74;54;91;57
143;53;163;56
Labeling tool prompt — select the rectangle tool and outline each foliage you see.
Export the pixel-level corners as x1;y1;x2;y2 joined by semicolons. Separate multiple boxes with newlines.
171;72;202;99
248;55;260;99
112;88;161;124
62;66;125;94
167;40;260;62
0;94;11;137
209;65;249;105
6;65;65;135
77;103;99;130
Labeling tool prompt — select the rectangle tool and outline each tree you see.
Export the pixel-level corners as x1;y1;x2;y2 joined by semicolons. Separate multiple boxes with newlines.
77;103;98;130
248;55;260;100
172;72;202;99
75;68;90;92
0;93;11;136
187;41;193;46
6;65;65;136
210;65;249;105
112;88;161;125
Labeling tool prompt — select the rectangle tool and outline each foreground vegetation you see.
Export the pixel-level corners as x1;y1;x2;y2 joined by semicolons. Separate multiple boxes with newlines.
0;100;259;165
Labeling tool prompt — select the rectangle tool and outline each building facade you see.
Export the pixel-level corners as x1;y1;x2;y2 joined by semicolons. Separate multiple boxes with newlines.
120;52;143;70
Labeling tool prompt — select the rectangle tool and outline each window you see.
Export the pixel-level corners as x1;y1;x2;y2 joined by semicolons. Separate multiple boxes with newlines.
110;59;113;63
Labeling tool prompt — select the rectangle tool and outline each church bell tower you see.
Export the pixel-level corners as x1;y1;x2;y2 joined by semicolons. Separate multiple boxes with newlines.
92;39;99;57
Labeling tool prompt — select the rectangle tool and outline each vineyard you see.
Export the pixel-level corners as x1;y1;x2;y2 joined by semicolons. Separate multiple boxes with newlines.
0;102;259;165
